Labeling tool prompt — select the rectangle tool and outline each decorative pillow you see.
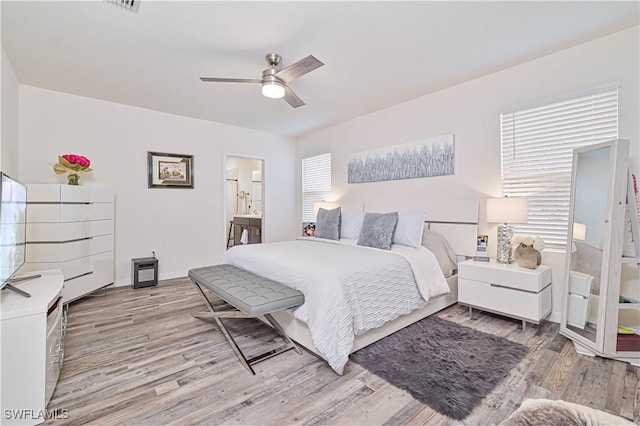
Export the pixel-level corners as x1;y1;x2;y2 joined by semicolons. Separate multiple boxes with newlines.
341;212;365;240
422;230;458;277
357;212;399;250
315;207;341;240
393;211;427;248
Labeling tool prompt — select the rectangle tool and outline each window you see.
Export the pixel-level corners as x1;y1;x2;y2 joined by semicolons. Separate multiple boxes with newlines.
302;153;332;222
500;88;618;249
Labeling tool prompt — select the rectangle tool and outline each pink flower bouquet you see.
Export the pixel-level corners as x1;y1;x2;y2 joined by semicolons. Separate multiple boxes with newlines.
53;154;92;185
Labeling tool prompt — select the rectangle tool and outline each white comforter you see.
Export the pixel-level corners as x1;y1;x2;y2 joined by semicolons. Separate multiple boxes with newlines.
218;238;449;374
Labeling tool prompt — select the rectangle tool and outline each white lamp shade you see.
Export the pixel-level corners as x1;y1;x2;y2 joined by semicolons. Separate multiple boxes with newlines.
486;197;528;224
313;201;338;217
262;81;285;99
573;222;587;240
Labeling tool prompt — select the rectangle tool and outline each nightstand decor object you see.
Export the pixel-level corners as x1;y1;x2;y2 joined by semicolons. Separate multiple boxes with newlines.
513;246;541;268
486;196;528;264
513;235;545;269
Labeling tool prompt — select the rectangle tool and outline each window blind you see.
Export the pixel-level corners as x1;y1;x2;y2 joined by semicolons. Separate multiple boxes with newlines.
500;88;618;249
302;153;332;222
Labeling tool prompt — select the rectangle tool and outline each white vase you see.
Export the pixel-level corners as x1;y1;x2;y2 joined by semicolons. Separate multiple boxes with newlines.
514;246;541;269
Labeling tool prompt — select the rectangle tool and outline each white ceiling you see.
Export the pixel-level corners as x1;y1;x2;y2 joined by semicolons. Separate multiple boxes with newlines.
2;1;638;138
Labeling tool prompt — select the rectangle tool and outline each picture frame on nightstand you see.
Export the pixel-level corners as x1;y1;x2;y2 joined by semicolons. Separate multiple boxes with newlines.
474;234;490;261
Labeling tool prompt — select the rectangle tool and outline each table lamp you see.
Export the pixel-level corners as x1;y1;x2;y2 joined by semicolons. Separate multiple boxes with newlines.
572;222;586;241
572;222;587;253
487;197;528;263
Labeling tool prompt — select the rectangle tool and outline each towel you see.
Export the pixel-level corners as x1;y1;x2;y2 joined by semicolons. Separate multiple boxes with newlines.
240;229;249;244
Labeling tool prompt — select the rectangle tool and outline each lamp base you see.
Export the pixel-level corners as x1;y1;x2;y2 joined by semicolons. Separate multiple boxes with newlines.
496;224;515;264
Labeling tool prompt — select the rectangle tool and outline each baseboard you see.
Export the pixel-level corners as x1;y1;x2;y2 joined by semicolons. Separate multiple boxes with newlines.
114;270;187;287
547;310;561;324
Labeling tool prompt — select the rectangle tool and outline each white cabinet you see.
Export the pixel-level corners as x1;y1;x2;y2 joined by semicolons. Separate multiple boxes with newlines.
23;185;114;303
458;259;552;330
0;270;64;425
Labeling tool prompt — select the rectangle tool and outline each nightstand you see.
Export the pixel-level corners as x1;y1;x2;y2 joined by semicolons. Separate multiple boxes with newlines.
458;259;552;331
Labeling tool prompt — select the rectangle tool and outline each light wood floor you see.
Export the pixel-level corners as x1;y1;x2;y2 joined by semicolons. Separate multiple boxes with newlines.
46;277;640;425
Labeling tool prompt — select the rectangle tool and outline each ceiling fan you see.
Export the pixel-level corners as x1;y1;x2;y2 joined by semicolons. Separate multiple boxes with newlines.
200;53;324;108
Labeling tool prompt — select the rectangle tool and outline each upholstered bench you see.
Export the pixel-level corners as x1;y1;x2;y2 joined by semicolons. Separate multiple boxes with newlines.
188;264;305;374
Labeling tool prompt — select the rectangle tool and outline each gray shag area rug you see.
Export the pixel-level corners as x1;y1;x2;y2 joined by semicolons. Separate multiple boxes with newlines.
350;315;529;420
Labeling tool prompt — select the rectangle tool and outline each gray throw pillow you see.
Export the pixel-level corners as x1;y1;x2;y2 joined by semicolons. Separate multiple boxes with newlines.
357;212;399;250
315;207;341;240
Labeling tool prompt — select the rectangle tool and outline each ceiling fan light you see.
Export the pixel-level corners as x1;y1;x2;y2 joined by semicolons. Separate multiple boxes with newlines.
262;81;285;99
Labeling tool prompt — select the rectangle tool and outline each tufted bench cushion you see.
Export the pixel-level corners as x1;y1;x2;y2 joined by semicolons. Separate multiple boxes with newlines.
188;264;304;316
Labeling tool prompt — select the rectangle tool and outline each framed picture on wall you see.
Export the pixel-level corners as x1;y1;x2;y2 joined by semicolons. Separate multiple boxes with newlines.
147;152;194;188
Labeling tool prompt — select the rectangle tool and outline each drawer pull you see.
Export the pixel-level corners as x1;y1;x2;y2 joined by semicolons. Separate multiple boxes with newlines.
489;283;539;294
61;306;69;334
51;343;65;364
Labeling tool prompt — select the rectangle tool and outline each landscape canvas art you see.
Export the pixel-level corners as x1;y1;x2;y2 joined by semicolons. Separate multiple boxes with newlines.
348;134;455;183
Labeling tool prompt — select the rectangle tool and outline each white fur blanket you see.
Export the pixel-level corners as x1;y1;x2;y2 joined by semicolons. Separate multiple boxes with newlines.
500;399;634;425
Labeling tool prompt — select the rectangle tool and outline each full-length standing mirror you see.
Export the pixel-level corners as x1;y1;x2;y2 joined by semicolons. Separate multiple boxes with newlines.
561;139;640;365
563;144;612;347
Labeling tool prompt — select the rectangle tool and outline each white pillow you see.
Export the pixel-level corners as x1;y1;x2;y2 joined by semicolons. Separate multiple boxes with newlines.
392;211;427;248
341;212;364;240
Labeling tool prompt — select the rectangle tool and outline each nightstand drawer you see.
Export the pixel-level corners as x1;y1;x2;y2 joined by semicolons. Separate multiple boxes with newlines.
459;277;552;322
458;262;551;292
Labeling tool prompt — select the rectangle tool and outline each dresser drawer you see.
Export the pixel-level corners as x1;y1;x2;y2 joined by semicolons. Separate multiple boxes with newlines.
27;203;91;223
459;277;552;322
63;258;114;303
27;219;113;242
22;251;113;281
25;235;114;263
458;262;551;292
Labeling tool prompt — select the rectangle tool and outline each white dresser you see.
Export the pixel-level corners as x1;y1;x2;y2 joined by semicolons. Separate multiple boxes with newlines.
23;185;114;303
1;270;65;425
458;259;552;331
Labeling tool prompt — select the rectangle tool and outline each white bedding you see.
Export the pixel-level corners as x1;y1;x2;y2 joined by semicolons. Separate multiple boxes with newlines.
218;238;449;374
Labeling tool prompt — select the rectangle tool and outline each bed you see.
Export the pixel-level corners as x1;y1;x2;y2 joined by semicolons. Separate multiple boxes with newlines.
218;199;478;374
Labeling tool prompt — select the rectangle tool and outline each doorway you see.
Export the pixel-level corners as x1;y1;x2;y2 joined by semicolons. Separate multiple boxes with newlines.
224;155;264;250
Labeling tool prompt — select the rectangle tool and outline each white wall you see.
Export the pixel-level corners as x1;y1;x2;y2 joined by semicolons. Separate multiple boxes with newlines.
18;86;296;285
1;48;19;176
296;26;640;322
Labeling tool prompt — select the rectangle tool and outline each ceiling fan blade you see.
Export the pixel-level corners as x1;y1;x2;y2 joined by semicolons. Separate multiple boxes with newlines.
200;77;262;83
275;55;324;82
283;85;305;108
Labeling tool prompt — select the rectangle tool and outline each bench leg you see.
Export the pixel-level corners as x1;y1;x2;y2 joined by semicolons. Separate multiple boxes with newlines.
191;280;256;373
190;279;302;375
264;314;302;356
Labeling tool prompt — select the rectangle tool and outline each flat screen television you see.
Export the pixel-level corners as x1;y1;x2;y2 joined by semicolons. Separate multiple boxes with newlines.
0;172;34;297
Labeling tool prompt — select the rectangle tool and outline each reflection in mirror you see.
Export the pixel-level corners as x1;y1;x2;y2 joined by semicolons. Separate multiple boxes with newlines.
565;146;611;344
